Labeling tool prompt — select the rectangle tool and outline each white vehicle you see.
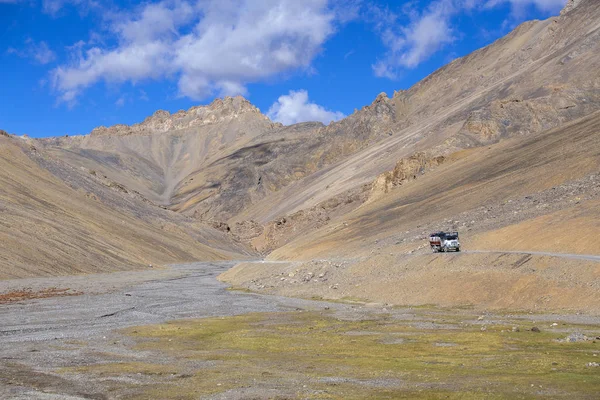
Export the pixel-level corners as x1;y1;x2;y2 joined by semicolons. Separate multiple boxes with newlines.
429;231;460;252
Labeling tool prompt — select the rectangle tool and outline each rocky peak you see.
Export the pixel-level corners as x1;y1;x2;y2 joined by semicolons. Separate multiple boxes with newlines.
365;92;395;117
152;110;171;119
90;95;270;137
392;90;408;99
374;92;389;103
187;96;263;119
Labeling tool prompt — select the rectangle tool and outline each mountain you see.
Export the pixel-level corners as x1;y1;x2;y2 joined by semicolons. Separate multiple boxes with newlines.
236;0;600;224
270;110;600;260
48;0;599;227
0;133;253;279
2;0;599;281
39;96;278;207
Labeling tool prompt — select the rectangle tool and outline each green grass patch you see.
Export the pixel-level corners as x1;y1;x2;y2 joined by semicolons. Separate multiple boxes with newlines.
69;311;600;399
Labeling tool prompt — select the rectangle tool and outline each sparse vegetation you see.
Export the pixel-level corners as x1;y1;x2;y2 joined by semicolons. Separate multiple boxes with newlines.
61;310;600;399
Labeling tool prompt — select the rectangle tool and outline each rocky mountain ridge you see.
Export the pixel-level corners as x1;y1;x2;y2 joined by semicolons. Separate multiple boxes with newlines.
90;96;274;137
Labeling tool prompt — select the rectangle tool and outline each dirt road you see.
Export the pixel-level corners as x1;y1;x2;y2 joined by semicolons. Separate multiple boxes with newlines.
465;250;600;262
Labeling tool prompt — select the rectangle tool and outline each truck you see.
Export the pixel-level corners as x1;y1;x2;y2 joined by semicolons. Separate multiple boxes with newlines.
429;231;460;252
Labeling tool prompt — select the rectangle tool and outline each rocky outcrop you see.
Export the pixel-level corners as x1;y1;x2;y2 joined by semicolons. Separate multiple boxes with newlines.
370;152;446;199
91;96;271;136
459;88;600;144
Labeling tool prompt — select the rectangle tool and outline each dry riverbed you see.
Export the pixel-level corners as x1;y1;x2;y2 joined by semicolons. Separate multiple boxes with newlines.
1;261;599;399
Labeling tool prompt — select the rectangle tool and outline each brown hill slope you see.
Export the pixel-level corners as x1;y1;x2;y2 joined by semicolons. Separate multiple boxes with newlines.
0;135;251;279
269;110;600;261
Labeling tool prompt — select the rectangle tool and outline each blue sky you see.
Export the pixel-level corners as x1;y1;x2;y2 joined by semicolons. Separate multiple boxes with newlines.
1;0;567;138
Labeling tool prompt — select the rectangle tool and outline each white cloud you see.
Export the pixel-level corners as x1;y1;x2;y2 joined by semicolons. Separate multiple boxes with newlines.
139;89;149;101
51;0;338;103
43;0;69;15
267;90;345;125
112;1;195;44
173;0;336;99
371;0;566;78
371;0;457;78
7;39;56;65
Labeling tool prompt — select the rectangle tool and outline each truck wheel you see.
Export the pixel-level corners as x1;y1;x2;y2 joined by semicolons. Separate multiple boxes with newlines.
457;248;461;252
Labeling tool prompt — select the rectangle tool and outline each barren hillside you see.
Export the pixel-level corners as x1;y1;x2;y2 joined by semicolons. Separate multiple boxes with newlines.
0;135;252;279
269;110;600;260
235;0;600;225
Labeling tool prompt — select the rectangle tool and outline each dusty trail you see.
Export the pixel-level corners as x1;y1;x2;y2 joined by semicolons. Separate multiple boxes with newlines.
263;250;600;263
464;250;600;262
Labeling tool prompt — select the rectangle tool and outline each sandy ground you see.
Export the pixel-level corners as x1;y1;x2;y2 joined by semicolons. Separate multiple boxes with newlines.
220;251;600;315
